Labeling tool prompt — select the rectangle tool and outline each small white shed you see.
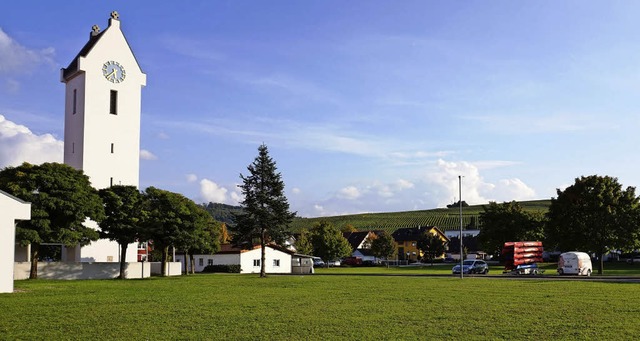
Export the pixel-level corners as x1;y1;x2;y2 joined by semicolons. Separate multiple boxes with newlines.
0;190;31;293
176;244;294;274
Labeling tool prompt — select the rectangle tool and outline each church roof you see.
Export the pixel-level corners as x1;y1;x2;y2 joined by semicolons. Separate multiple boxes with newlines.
62;30;106;80
61;13;144;81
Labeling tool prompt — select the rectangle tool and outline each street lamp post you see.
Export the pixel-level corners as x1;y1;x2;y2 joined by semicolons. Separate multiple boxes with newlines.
459;175;464;279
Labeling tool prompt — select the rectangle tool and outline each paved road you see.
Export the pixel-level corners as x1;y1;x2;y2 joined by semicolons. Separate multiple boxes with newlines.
305;273;640;283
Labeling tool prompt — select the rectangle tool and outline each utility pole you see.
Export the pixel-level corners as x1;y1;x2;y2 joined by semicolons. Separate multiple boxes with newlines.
459;175;464;279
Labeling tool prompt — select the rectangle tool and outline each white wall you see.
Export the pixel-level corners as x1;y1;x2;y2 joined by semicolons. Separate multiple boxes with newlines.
0;191;31;293
13;262;150;280
176;247;293;274
240;247;292;274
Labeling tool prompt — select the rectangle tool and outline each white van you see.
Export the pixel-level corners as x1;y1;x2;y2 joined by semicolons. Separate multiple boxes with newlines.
557;252;592;276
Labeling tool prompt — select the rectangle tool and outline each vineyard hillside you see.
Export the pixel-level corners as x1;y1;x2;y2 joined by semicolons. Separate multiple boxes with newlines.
290;199;551;235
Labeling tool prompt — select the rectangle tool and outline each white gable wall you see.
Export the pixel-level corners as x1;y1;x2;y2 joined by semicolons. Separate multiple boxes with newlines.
175;247;292;274
240;247;292;274
0;191;31;293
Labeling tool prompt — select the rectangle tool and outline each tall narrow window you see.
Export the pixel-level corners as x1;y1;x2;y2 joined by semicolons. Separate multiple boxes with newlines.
73;89;77;115
110;143;114;154
72;142;75;154
109;90;118;115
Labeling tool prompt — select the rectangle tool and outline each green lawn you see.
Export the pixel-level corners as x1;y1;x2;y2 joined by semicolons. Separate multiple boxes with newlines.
2;274;639;340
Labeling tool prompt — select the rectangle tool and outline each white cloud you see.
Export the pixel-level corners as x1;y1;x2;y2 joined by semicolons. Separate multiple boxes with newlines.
337;186;361;200
0;114;62;167
199;178;228;203
0;28;55;75
493;178;536;201
199;178;242;205
139;149;157;160
423;159;536;206
186;174;198;183
291;187;301;195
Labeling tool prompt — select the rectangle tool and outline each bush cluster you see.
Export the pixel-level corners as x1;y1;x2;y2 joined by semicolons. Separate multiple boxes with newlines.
202;264;241;273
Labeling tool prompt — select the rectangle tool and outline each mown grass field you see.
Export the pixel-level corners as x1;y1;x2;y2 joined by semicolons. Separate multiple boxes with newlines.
2;271;639;340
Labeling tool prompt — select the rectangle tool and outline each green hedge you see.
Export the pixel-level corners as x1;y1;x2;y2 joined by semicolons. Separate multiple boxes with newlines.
202;264;241;273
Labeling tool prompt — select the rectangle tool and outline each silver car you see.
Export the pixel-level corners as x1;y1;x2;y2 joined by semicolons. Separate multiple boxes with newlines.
452;260;489;274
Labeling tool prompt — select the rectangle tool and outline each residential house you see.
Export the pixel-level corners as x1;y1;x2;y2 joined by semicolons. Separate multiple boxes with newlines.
176;244;311;274
343;230;380;262
391;226;449;262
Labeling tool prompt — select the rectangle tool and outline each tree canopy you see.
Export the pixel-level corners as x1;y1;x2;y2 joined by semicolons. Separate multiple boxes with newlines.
370;231;397;265
142;186;203;276
417;232;447;264
232;144;296;277
478;201;545;257
0;162;104;279
546;175;640;274
308;221;352;264
98;185;145;279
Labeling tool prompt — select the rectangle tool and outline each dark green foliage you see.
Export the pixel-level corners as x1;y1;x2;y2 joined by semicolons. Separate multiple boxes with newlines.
478;201;545;257
202;202;244;226
98;185;145;279
370;231;397;264
202;264;241;273
546;175;640;274
231;144;296;277
308;221;352;264
447;200;469;208
0;162;104;279
417;232;447;264
142;187;219;276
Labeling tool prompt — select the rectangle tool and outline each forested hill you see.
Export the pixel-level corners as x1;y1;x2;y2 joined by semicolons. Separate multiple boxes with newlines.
201;202;244;226
202;199;551;234
289;199;551;234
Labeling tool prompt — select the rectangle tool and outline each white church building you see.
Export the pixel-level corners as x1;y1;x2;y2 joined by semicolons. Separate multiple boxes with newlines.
60;11;147;263
13;12;147;265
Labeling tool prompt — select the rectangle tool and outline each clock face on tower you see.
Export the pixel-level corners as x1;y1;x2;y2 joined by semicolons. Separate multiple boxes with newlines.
102;61;126;83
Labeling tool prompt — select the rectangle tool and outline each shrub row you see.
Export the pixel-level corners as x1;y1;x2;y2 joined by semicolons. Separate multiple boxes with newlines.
202;264;241;273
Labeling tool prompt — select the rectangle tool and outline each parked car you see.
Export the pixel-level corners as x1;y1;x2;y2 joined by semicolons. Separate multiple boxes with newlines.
452;260;489;274
312;257;325;268
557;252;592;276
343;257;363;266
626;256;640;264
327;259;341;267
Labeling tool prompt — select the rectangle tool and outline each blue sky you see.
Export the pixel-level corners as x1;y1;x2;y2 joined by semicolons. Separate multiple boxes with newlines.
2;1;640;217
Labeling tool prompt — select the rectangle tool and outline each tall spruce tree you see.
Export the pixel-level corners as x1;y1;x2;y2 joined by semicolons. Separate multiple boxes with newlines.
232;144;296;277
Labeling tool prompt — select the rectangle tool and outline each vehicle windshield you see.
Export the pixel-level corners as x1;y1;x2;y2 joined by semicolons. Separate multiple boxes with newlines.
462;260;475;265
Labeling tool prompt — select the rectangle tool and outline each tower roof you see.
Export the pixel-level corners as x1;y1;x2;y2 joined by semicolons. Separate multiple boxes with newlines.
61;11;143;82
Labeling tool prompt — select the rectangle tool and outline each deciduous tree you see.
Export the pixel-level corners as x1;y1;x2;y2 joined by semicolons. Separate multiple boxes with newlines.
309;221;352;266
478;201;545;257
98;185;145;279
417;232;447;265
294;231;313;256
232;144;296;277
546;175;640;274
142;187;199;276
370;231;397;267
0;162;104;279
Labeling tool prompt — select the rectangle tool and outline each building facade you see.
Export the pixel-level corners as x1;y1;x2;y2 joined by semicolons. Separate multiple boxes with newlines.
60;11;146;262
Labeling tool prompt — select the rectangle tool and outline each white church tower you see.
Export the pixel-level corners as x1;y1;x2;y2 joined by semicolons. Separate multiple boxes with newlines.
61;11;146;262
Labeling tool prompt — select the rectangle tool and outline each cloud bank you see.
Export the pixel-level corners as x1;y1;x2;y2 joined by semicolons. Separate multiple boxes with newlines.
0;114;62;167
